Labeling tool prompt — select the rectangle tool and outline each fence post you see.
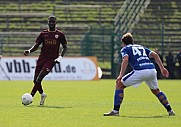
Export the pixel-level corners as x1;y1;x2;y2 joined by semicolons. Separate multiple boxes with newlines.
52;6;55;15
161;17;164;57
111;33;115;78
18;0;22;13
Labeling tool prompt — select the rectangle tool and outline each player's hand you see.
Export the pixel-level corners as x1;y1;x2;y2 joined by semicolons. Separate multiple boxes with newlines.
161;67;169;78
24;50;30;56
116;75;122;84
54;56;63;63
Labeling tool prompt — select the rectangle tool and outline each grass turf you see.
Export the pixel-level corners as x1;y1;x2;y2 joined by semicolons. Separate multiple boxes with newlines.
0;80;180;127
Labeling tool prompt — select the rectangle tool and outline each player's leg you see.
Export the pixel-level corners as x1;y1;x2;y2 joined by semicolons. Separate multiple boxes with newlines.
36;60;55;95
31;70;48;97
104;70;142;116
151;89;175;116
36;69;49;93
38;60;55;105
103;81;126;116
30;73;39;97
31;58;44;97
114;82;126;112
36;69;49;105
33;73;44;94
145;69;175;116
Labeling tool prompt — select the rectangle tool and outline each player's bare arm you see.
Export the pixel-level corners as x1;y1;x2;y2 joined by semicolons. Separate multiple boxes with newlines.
54;44;67;63
149;51;169;77
116;55;128;84
60;44;67;57
24;43;40;56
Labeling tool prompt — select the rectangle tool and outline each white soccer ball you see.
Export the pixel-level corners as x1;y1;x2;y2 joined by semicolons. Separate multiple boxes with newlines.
22;93;33;105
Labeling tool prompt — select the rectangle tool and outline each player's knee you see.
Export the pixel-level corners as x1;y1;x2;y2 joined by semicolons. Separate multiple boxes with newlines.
151;89;160;95
116;82;125;90
35;70;48;84
35;75;44;84
36;76;43;84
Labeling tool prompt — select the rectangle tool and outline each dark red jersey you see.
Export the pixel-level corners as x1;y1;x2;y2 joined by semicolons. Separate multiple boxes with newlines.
35;29;67;59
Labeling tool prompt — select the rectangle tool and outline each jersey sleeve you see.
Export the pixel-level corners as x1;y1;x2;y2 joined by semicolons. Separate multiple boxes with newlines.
60;33;67;45
121;47;128;58
145;47;152;56
35;32;43;44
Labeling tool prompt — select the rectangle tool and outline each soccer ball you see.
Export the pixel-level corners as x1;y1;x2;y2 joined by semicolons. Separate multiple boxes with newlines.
22;93;33;105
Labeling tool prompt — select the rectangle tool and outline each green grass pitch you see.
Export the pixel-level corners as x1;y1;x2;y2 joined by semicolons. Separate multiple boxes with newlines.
0;80;180;127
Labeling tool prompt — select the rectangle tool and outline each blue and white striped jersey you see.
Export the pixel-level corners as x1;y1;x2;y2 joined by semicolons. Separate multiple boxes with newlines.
121;44;155;70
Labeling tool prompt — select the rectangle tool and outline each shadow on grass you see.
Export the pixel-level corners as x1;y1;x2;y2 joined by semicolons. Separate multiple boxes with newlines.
120;115;170;118
26;105;73;109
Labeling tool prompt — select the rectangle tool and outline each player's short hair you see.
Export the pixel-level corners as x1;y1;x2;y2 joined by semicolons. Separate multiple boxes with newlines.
48;15;57;20
121;32;134;45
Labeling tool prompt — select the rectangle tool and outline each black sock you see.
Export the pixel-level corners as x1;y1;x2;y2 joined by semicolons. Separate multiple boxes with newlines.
166;105;172;112
113;105;120;111
31;92;35;97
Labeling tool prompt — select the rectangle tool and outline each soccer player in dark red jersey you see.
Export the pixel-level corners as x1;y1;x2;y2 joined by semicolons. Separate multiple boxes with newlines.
24;15;67;105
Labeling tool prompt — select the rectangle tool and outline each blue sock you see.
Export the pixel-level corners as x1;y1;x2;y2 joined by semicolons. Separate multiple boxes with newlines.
156;92;170;110
113;89;124;111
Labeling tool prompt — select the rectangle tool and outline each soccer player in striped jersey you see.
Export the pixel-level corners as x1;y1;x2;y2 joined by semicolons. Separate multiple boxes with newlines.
104;33;175;116
24;15;67;105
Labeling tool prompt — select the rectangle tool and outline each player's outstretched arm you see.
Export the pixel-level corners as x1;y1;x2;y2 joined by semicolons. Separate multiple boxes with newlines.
24;43;39;56
149;51;169;77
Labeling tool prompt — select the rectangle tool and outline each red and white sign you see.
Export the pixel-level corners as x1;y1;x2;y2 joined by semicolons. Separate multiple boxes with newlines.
0;57;99;80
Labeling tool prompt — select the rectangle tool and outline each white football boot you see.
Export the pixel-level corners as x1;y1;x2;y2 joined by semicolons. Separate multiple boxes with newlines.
40;93;47;105
103;110;119;116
